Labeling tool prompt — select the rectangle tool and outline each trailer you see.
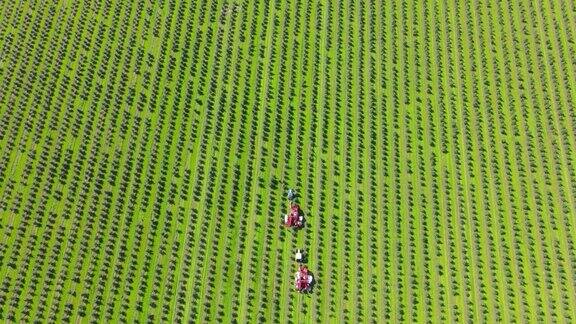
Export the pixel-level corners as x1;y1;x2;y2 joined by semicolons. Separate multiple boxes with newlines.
283;203;303;228
294;265;313;292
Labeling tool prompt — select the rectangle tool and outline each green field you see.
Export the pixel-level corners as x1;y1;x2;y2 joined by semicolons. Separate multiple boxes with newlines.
1;0;576;322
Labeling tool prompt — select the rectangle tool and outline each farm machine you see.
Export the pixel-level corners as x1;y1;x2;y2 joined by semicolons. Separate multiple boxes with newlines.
287;188;296;201
283;203;303;228
294;249;304;262
294;265;313;292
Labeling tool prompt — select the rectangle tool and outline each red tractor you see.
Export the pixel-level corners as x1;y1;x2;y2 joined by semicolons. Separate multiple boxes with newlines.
283;203;303;228
294;265;313;292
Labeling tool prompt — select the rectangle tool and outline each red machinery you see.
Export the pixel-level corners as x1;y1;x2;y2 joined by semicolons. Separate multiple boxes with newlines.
283;203;303;228
294;265;313;292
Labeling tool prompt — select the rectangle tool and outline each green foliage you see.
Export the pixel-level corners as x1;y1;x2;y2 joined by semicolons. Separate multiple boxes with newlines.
0;0;576;322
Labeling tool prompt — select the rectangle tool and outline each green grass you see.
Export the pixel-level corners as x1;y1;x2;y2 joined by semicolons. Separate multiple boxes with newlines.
1;0;576;322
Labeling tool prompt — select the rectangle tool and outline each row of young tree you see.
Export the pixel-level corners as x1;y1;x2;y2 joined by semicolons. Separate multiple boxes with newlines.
1;0;576;322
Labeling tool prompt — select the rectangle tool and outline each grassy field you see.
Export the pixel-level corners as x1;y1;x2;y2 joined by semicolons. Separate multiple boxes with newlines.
1;0;576;322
